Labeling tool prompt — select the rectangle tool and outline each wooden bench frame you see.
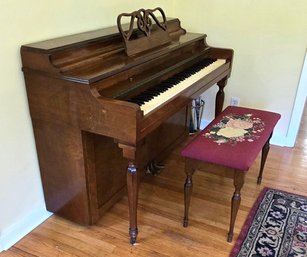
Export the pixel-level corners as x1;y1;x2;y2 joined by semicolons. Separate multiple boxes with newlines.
181;106;280;242
183;133;271;242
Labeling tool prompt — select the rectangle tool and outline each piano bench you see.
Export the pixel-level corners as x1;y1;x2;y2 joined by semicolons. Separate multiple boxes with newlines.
180;106;280;242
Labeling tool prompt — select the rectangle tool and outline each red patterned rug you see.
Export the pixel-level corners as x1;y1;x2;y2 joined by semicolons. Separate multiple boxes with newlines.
230;188;307;257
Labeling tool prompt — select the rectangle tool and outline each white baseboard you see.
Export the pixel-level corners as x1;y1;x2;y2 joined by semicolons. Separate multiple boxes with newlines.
270;135;287;147
0;208;52;251
199;119;210;130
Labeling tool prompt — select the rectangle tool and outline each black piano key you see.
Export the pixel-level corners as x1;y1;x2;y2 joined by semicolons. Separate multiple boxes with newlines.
146;89;161;95
154;86;168;92
127;58;218;105
166;78;181;83
131;97;146;103
144;91;160;97
139;94;155;100
133;92;157;101
128;99;145;105
175;73;189;79
172;74;186;81
132;96;152;101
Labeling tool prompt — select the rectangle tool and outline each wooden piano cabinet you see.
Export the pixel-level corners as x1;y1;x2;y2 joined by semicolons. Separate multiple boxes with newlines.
32;106;188;225
21;8;233;243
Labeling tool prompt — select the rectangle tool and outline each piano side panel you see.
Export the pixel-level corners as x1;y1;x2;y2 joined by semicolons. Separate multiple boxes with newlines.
32;119;93;224
32;117;128;225
23;71;140;144
207;47;234;62
20;49;59;74
91;133;127;209
207;47;234;77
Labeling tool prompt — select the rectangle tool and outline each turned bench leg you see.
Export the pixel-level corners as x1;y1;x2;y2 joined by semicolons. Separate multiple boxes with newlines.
183;159;196;227
257;132;272;185
228;170;245;242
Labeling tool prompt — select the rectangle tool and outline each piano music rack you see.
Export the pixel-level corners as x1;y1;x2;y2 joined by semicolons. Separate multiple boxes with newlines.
117;7;172;56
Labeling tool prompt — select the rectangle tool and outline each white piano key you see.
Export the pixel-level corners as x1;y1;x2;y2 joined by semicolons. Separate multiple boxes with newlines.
141;59;226;116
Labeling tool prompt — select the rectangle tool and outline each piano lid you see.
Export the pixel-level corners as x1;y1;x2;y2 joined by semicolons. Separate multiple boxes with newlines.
21;8;208;84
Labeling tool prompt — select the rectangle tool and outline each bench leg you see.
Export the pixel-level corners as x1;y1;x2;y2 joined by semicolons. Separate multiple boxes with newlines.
228;170;245;242
183;159;196;227
257;132;272;185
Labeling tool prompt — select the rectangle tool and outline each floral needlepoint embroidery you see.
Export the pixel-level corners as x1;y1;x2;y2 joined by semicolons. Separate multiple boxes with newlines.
203;113;265;145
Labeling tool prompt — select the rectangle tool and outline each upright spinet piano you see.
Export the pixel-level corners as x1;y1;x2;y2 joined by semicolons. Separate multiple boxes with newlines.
21;7;233;244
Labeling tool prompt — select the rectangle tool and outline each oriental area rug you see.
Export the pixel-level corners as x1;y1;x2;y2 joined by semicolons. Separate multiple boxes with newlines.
230;188;307;257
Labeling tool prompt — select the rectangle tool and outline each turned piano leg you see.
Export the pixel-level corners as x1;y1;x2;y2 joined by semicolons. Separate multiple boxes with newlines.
118;143;139;244
183;159;196;227
215;77;227;117
127;161;139;244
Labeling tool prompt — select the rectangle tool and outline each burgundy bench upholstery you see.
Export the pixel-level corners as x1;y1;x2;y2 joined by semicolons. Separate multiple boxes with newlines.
181;106;280;242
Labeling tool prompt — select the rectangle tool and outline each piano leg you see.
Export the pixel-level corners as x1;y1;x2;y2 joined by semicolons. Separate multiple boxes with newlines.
215;77;228;117
118;143;139;244
127;161;139;244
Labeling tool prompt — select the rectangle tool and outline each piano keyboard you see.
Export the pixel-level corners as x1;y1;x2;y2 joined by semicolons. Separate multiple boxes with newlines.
128;58;226;116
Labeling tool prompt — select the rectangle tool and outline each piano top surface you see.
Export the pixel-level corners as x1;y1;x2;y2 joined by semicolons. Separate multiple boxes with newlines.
22;23;136;52
22;18;187;51
21;18;207;84
62;32;206;83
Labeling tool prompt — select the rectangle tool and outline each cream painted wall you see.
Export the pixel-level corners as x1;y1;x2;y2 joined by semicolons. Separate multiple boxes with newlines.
174;0;307;145
1;0;306;251
0;0;173;250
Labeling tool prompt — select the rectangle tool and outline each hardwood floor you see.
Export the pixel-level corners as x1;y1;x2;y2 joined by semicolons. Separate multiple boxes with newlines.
1;105;307;257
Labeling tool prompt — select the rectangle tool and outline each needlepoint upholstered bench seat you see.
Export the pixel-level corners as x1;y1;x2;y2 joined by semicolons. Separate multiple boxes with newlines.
181;106;280;242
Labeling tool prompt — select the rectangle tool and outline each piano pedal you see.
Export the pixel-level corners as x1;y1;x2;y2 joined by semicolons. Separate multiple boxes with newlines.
146;161;164;175
153;161;165;170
